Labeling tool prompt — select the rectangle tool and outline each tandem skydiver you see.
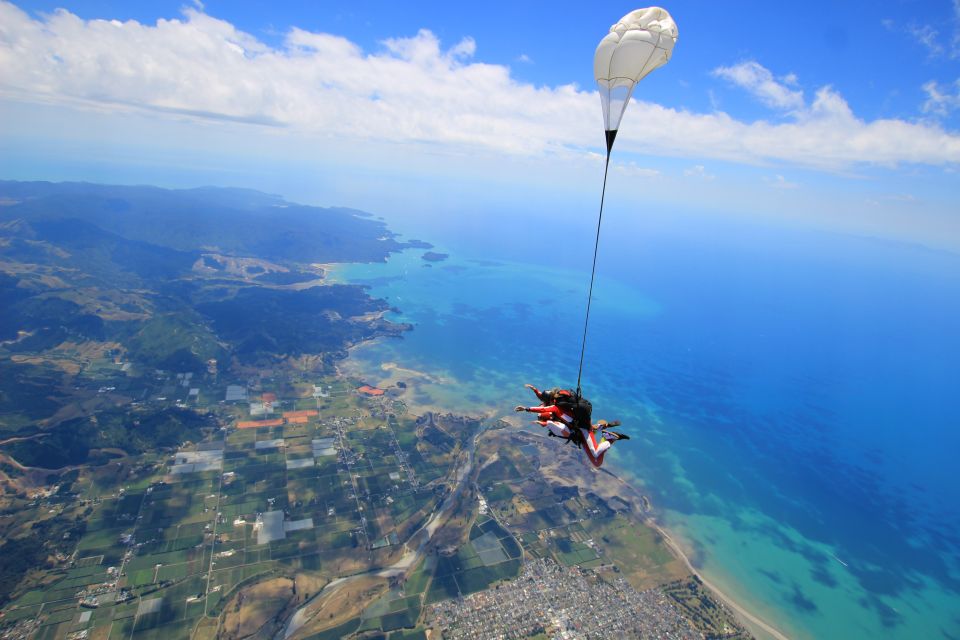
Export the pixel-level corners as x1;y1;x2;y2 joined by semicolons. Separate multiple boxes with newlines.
515;383;628;468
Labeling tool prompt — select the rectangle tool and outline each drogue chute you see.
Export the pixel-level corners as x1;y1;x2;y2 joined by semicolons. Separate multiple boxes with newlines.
574;7;678;397
594;7;678;153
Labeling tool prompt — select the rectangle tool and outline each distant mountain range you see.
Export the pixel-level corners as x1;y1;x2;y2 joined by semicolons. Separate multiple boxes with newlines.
0;181;425;263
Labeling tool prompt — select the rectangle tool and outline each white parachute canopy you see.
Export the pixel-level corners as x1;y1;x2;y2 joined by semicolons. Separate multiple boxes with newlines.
594;7;678;151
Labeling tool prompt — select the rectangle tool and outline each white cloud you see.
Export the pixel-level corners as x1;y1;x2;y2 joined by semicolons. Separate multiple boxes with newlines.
1;3;959;172
922;80;960;116
885;193;916;202
614;162;660;179
712;61;804;111
885;6;960;59
447;36;476;59
707;89;720;112
683;165;715;181
907;23;944;58
865;193;917;207
766;174;799;189
645;91;942;173
954;0;960;58
516;53;532;64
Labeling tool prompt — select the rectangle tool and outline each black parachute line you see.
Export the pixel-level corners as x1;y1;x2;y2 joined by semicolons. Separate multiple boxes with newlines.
575;137;614;397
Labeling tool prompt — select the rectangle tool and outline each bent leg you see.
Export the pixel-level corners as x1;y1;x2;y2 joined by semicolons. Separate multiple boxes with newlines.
542;420;571;438
581;428;611;468
581;429;611;456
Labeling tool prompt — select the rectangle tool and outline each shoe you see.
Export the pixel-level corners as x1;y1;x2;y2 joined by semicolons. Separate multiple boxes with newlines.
603;431;629;441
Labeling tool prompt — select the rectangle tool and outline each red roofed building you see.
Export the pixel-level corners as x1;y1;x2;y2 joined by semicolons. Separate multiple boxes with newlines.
237;418;284;429
357;385;385;396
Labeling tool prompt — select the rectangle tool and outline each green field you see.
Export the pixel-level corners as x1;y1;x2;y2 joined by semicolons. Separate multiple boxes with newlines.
0;356;486;640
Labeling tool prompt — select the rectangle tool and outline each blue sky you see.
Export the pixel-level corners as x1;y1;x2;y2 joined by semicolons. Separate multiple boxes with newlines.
1;0;958;249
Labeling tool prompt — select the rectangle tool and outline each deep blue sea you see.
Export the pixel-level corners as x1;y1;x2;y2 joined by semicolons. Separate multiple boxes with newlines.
335;204;960;639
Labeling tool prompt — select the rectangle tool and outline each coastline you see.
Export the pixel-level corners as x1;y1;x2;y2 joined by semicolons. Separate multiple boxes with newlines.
324;217;960;640
340;345;792;639
648;519;790;640
557;446;792;640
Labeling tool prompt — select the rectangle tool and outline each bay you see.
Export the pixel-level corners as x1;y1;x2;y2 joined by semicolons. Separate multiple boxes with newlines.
335;207;960;640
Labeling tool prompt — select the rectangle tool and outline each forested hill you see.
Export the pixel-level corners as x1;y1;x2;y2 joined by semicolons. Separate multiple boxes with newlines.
0;181;427;263
0;180;420;438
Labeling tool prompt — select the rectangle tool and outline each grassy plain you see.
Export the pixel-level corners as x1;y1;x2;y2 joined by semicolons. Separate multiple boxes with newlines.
288;575;389;640
0;368;471;640
475;428;688;590
219;577;295;639
0;360;710;640
0;182;453;638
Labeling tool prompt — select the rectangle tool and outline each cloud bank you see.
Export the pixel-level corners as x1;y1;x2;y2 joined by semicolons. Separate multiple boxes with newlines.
1;2;959;170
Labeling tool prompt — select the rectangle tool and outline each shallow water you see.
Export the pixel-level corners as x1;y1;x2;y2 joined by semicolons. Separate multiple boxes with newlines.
335;208;960;640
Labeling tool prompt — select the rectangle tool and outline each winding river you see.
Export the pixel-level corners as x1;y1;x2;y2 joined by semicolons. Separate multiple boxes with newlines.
279;422;481;639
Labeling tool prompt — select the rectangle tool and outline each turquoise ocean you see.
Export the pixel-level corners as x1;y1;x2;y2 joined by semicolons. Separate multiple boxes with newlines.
334;204;960;640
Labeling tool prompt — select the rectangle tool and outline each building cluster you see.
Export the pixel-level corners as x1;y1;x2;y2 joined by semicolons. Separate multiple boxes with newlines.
430;558;702;640
0;618;39;640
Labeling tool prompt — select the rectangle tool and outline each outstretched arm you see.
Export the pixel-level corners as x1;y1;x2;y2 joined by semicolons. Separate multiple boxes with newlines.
517;406;566;425
515;405;543;412
516;404;557;413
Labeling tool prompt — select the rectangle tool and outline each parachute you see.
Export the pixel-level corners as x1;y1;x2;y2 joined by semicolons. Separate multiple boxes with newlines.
574;8;677;397
594;8;678;153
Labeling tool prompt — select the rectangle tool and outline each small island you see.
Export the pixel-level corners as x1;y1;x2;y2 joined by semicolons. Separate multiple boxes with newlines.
421;251;449;263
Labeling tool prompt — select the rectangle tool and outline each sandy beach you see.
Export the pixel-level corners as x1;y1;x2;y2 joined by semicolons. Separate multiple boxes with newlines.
540;435;792;640
648;519;791;640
